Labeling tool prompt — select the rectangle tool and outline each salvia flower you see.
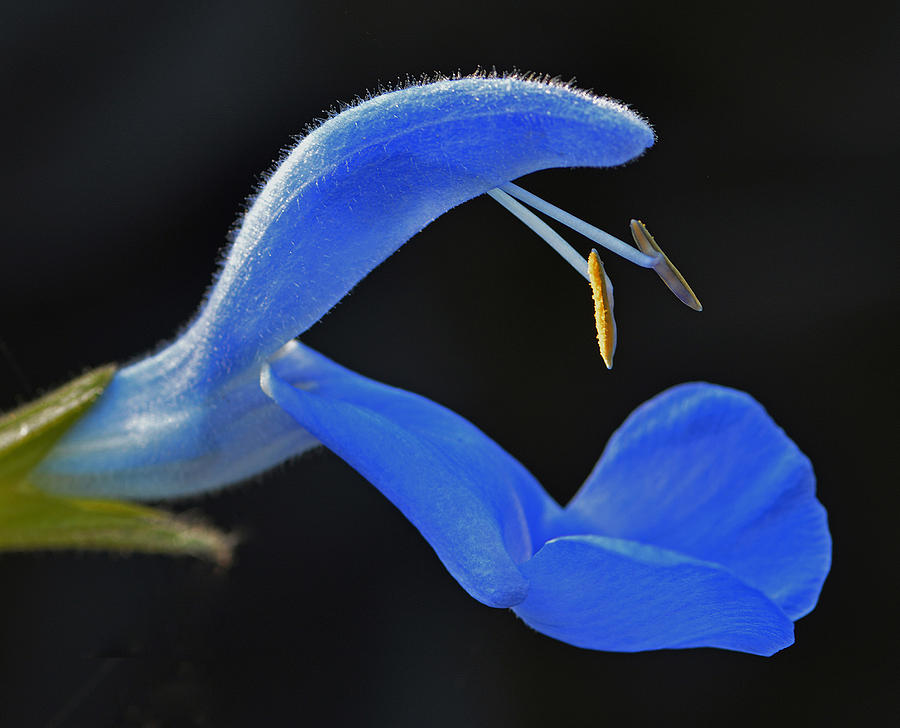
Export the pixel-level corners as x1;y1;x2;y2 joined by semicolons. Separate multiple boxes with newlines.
2;76;829;653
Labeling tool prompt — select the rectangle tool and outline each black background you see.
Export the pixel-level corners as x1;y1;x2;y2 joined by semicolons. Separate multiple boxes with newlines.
0;1;896;726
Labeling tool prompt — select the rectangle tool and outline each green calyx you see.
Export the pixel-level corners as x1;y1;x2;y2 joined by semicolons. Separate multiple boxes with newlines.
0;366;233;565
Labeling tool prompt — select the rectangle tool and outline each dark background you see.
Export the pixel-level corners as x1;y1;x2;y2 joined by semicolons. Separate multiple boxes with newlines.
0;1;896;726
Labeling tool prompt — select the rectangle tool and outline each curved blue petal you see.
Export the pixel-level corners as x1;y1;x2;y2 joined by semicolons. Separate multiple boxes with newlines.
561;383;831;620
34;77;653;500
514;534;794;655
187;77;654;383
262;341;561;608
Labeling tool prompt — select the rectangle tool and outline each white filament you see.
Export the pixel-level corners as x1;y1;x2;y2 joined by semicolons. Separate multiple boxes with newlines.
498;182;657;269
486;188;590;281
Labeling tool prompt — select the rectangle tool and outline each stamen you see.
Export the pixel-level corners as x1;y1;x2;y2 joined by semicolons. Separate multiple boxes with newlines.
499;182;657;268
486;188;590;281
486;183;701;368
629;220;703;311
588;250;617;369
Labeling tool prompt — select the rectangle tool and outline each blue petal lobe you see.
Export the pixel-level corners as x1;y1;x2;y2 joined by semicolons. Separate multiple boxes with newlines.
514;534;795;655
562;383;831;620
263;341;561;608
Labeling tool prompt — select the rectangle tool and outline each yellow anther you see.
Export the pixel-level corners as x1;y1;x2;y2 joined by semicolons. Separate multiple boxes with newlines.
588;249;617;369
629;220;702;311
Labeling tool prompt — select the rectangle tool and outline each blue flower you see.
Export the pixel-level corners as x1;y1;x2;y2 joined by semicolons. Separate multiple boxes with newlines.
27;76;830;653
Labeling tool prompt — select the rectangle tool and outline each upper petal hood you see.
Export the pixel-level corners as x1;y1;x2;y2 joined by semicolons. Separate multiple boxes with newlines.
183;76;654;386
